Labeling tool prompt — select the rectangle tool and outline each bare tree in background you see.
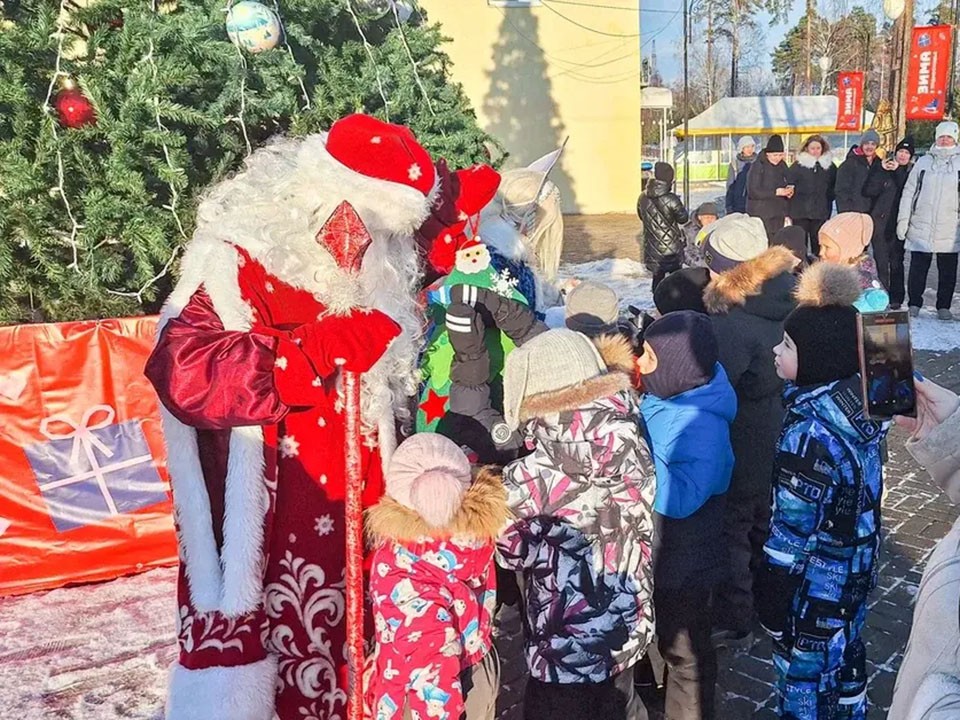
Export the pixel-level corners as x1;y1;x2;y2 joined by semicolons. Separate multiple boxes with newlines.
712;0;792;96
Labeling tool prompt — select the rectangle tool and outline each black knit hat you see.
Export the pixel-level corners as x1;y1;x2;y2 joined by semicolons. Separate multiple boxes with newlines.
765;134;785;153
783;263;862;386
641;310;719;399
654;161;675;184
895;136;915;156
771;225;808;268
653;267;710;315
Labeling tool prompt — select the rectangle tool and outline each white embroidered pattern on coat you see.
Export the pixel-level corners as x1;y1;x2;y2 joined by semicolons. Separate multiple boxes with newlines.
265;551;347;719
314;514;334;537
279;435;300;459
177;604;255;655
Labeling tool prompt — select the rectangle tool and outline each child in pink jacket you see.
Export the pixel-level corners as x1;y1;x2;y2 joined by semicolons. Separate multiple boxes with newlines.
366;433;509;720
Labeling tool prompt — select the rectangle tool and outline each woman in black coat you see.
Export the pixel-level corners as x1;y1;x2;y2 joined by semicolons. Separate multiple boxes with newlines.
639;162;689;292
863;136;915;307
746;135;794;240
787;134;836;256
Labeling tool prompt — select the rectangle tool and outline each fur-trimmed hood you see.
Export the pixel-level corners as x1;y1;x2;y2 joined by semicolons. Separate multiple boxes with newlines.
520;372;632;425
794;261;862;308
796;151;834;170
593;333;636;374
366;466;508;543
704;246;797;315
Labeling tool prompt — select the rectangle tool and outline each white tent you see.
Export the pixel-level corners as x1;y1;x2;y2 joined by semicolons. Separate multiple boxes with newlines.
668;95;877;181
672;95;875;138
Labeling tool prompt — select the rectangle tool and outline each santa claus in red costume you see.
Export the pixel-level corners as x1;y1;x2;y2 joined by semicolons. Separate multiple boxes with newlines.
144;114;437;720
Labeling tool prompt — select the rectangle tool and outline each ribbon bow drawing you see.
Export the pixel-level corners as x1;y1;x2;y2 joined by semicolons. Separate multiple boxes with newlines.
40;405;117;470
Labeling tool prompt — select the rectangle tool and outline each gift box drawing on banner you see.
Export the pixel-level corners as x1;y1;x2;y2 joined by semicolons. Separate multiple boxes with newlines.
22;405;168;532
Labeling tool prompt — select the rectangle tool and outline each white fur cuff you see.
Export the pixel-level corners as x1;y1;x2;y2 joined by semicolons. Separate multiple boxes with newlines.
166;656;278;720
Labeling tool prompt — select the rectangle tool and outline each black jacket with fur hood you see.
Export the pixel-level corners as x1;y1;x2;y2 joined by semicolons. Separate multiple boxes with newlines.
788;151;837;220
705;246;798;497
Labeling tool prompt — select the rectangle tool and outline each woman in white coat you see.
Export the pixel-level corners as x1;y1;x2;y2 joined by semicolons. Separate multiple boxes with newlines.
897;121;960;321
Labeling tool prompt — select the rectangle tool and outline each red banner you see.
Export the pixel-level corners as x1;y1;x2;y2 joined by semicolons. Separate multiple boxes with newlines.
836;72;865;131
906;25;954;121
0;317;177;596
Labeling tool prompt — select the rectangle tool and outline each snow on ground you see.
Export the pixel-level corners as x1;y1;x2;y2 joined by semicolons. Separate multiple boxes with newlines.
558;259;960;353
0;566;175;720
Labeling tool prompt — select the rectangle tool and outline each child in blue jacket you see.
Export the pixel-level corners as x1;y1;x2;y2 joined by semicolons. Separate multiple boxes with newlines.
761;262;889;720
637;310;737;720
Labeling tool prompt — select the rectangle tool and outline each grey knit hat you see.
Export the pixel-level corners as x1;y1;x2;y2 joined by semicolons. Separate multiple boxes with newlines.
565;280;620;337
701;213;769;273
860;129;880;145
502;329;606;430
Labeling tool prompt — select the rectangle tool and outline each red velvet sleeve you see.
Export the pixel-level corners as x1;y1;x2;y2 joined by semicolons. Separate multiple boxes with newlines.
145;289;331;430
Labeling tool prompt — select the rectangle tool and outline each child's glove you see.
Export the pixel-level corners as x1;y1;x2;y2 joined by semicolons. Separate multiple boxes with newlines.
755;563;800;640
854;286;890;313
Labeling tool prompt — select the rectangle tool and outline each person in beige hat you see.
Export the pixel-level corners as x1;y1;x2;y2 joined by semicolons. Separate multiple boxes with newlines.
817;212;890;312
563;280;620;337
497;329;656;720
700;213;769;276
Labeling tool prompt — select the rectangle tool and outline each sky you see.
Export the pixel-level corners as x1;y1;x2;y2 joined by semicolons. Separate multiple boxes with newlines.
642;0;807;84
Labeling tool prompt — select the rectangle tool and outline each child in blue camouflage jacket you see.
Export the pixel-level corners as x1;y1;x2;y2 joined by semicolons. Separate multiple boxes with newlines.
760;262;889;720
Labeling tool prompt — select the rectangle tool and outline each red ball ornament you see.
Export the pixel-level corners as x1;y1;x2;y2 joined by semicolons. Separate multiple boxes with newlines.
54;87;96;129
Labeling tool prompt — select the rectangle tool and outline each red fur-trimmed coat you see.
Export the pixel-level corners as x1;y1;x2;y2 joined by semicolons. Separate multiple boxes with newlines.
146;244;392;720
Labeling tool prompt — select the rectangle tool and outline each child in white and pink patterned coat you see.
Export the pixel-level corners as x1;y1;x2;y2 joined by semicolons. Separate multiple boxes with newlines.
366;433;509;720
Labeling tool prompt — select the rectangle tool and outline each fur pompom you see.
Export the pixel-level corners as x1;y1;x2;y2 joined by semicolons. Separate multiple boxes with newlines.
795;262;862;308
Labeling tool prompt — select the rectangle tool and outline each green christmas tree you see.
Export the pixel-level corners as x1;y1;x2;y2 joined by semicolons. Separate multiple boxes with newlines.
0;0;496;323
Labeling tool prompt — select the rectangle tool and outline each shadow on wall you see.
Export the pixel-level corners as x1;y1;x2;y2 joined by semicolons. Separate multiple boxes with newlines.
482;6;578;213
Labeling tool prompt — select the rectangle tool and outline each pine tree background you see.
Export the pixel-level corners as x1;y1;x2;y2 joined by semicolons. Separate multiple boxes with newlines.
0;0;497;324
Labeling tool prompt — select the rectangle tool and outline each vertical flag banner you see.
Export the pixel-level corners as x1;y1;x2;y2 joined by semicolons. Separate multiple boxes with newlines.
906;25;953;121
0;317;176;596
836;72;865;131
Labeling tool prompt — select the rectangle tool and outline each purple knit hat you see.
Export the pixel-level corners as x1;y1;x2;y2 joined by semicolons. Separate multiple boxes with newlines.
385;433;472;528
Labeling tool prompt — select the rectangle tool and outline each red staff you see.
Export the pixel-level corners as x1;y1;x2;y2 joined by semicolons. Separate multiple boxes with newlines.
316;200;379;720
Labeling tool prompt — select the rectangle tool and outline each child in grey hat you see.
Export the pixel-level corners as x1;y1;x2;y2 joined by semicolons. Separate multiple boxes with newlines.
497;328;656;720
563;280;620;337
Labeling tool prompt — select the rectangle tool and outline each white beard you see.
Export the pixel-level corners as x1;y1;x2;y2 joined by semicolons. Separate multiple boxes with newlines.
179;133;428;436
355;233;423;436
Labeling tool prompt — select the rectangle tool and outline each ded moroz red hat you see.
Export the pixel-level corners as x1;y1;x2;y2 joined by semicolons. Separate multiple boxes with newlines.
326;114;437;198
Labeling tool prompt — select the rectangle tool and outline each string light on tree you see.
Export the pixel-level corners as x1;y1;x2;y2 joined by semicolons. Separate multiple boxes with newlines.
226;0;281;53
54;78;96;129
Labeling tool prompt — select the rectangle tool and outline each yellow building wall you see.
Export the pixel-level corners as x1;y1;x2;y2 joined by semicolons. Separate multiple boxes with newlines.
419;0;642;215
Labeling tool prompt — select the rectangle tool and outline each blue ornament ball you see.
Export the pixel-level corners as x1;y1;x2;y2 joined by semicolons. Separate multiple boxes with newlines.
226;1;281;54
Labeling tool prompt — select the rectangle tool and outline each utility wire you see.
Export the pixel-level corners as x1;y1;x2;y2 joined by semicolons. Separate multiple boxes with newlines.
640;6;681;49
540;1;640;37
545;0;674;11
494;7;635;70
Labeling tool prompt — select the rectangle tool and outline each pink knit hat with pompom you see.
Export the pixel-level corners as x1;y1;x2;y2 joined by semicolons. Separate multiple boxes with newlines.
385;433;472;528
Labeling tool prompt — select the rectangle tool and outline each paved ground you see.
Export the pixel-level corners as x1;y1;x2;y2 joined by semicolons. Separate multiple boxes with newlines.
488;206;960;720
